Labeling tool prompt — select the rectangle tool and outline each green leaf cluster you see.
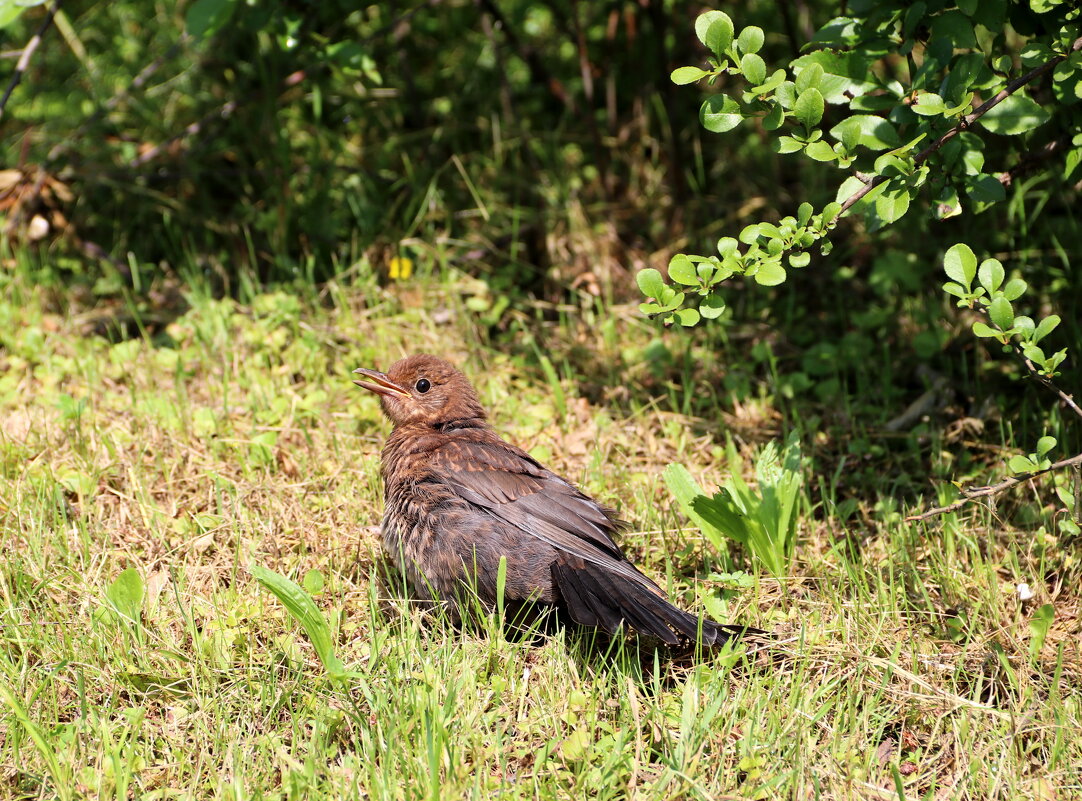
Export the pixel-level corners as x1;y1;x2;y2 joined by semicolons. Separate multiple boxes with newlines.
637;202;841;324
941;243;1067;378
663;433;803;578
645;5;1082;325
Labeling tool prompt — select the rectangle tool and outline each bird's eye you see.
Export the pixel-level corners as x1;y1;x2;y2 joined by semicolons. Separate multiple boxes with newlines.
415;378;431;394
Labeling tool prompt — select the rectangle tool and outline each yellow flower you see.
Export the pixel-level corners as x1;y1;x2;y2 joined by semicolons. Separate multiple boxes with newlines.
388;256;413;280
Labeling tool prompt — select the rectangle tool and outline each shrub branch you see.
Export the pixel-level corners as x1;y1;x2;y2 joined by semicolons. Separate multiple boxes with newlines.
908;306;1081;521
839;35;1082;216
906;451;1082;521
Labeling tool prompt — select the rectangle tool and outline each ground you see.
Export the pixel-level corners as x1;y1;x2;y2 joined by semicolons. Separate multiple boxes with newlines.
1;273;1079;800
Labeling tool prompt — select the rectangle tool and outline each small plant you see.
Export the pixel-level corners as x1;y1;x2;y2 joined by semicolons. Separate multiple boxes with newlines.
664;433;803;578
1028;603;1055;664
250;564;352;682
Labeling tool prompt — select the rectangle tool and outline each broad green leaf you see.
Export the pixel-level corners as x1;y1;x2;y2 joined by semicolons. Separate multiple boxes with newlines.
774;81;797;109
737;26;765;54
0;4;26;27
186;0;238;38
662;464;747;551
934;186;962;220
1034;315;1060;342
942;281;967;298
1021;343;1045;363
971;321;999;338
675;308;701;327
980;94;1051;135
795;63;824;93
774;136;804;154
750;69;787;96
302;569;325;595
874;153;911;176
1013;316;1035;339
930;10;977;49
1066;148;1082;180
988;296;1014;330
1036;436;1056;457
961;145;984;176
944;53;988;99
804;141;837;161
700;294;726;319
789;252;811;268
700;95;743;133
753;261;787;286
658;287;685;312
912;92;947;116
740;53;767;86
739;224;763;244
874;188;911;224
792;51;876;102
797;202;814;226
106;568;144;624
966;174;1006;203
943;243;977;286
978;258;1004;293
636;268;666;299
1008;455;1037;473
696;11;735;57
668;254;698;285
762;102;784;130
671;66;711;85
793;88;824;128
810;16;861;48
1001;278;1026;301
251;564;347;679
716;236;740;257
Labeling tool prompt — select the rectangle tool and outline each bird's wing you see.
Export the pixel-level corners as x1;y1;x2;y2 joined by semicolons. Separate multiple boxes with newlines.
427;435;658;586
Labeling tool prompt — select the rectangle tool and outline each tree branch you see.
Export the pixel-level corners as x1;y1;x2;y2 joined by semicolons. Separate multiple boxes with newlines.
905;451;1082;521
0;0;60;122
839;35;1082;216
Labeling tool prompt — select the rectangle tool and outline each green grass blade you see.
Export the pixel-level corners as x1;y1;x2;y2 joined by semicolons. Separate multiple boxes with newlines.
0;680;73;801
250;563;347;680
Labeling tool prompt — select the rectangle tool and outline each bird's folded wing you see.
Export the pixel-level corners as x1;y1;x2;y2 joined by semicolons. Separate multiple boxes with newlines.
427;436;660;588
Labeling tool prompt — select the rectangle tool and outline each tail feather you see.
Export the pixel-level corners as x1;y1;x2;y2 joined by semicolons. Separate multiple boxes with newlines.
551;556;759;647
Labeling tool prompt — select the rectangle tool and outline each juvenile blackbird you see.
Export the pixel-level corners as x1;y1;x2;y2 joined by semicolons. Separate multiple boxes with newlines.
354;354;756;647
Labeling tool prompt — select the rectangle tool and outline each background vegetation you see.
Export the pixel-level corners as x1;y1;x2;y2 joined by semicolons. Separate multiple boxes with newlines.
1;1;1079;798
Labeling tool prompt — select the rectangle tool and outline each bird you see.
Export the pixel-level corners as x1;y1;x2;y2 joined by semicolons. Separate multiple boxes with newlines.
353;353;758;648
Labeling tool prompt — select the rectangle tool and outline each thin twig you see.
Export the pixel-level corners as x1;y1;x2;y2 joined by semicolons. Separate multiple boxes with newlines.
0;0;60;122
908;303;1082;521
128;99;239;167
906;451;1082;521
838;35;1082;216
1000;327;1082;421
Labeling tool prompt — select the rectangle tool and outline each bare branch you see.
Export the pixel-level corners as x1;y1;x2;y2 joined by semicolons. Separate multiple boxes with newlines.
839;35;1082;216
906;451;1082;522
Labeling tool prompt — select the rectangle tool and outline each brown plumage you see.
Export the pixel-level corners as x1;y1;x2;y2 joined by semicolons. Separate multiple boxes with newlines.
354;354;757;647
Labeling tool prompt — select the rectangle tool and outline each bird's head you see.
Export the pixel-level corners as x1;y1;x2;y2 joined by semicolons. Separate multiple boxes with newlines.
353;354;486;428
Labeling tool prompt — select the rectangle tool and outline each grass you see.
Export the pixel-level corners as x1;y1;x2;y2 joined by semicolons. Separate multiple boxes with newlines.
1;264;1080;801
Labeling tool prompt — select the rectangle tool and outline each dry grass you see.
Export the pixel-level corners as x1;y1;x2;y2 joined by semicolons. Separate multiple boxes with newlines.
1;276;1080;800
